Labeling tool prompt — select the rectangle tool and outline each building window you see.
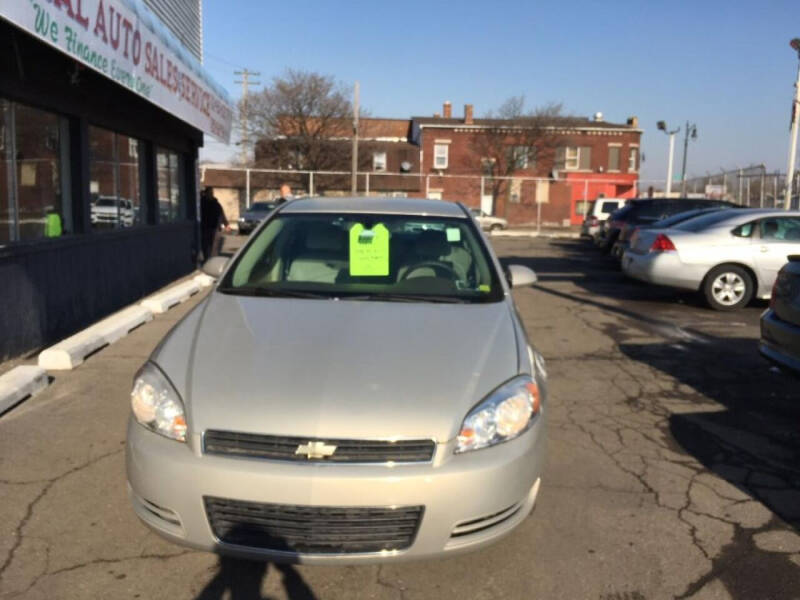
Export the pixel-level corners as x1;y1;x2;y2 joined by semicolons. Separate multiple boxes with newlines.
509;146;530;170
373;151;387;172
89;126;143;229
0;98;70;244
433;144;449;169
157;148;182;222
629;147;638;172
608;146;620;171
559;146;591;171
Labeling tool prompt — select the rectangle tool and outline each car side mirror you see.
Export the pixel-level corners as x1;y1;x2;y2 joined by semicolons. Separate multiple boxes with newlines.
202;256;229;278
507;264;538;288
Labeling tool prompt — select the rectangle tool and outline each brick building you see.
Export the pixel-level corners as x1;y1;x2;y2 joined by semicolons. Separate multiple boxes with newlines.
411;102;642;226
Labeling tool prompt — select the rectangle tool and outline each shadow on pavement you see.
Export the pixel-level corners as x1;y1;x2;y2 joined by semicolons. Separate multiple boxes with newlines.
619;336;800;530
195;556;317;600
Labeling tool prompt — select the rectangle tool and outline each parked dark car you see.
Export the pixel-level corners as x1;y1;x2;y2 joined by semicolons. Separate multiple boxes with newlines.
596;198;738;253
612;206;730;259
238;201;276;235
760;256;800;376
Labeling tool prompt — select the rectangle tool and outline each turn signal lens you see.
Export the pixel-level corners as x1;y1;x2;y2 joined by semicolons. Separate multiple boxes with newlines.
650;233;676;252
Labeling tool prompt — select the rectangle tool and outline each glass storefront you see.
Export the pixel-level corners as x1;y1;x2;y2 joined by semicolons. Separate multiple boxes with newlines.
89;125;143;229
157;148;182;223
1;99;70;244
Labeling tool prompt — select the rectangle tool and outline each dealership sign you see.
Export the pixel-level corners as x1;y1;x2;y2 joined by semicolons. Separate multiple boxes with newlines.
1;0;233;142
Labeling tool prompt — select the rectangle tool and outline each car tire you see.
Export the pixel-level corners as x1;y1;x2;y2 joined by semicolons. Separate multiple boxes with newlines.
490;224;503;232
702;265;754;311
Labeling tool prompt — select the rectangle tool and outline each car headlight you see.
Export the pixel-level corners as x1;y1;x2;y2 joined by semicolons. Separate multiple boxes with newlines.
131;362;187;442
455;375;541;453
238;217;246;222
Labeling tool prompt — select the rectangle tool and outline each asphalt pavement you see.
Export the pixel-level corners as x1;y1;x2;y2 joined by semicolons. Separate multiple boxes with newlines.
1;236;798;600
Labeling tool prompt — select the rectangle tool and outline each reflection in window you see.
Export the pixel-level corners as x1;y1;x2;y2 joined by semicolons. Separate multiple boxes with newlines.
89;126;142;229
157;148;182;222
0;98;70;243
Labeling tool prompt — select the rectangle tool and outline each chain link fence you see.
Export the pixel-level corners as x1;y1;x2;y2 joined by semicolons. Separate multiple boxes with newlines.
684;165;800;208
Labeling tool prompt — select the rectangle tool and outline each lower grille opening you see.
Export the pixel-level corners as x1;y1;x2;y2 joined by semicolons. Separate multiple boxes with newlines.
205;496;423;554
450;502;522;538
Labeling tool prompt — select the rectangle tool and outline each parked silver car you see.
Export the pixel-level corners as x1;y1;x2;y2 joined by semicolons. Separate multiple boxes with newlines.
126;197;547;563
622;209;800;310
469;207;508;231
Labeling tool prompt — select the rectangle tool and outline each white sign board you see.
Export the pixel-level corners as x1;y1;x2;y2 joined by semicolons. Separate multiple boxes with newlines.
1;0;233;142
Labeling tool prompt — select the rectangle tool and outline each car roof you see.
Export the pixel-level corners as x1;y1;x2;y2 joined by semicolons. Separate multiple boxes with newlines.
679;208;800;226
281;196;467;217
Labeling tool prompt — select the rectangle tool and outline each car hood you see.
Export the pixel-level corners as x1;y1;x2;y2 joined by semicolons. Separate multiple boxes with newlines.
155;293;521;442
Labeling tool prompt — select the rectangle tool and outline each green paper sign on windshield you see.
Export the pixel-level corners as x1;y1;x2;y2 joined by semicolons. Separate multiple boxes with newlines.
349;223;390;276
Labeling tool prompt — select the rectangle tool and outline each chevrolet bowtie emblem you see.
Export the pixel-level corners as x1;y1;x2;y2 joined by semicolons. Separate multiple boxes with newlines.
295;441;337;459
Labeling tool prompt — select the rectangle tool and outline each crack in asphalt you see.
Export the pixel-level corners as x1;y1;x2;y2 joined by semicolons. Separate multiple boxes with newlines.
0;447;124;593
521;246;800;599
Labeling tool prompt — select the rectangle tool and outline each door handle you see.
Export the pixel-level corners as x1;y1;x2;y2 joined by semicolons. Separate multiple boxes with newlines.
760;246;769;253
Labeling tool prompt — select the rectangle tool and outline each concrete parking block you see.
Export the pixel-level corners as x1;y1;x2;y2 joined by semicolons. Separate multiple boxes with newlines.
140;280;201;314
0;365;49;414
38;305;154;370
193;273;216;288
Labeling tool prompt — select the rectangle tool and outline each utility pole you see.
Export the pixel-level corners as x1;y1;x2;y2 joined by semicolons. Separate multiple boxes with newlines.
784;39;800;210
351;81;359;195
680;121;697;196
234;68;261;165
657;121;680;196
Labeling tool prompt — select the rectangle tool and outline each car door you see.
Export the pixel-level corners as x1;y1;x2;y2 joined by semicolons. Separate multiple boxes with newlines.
752;217;800;293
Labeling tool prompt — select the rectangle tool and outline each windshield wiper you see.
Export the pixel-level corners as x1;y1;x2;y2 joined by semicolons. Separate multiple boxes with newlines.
341;292;470;304
217;287;333;299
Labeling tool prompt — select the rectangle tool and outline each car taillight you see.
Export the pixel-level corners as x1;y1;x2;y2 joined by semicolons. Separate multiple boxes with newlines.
650;233;676;252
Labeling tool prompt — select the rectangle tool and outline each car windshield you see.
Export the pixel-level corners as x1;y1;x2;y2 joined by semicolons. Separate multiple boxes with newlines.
250;202;275;211
219;213;503;303
95;198;117;207
674;209;740;232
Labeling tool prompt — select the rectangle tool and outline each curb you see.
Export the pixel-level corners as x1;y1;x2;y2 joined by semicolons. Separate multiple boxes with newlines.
141;279;201;314
36;271;216;372
39;305;154;370
0;366;49;415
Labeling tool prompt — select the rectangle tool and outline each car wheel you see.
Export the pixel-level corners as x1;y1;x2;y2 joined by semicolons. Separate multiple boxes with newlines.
702;265;754;310
490;224;502;232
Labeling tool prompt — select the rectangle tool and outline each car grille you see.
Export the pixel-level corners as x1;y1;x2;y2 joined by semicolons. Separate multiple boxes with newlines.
204;497;424;554
203;430;436;463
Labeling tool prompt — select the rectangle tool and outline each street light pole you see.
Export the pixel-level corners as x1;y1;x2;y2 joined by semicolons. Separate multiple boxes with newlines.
680;121;697;196
658;121;681;197
785;39;800;210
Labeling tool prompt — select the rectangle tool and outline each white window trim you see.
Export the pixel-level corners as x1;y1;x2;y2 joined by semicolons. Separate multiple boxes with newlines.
433;143;449;169
372;151;387;172
564;147;579;170
628;147;639;172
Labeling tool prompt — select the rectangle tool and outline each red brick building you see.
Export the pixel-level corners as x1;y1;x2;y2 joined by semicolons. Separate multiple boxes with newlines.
206;103;642;227
410;103;642;225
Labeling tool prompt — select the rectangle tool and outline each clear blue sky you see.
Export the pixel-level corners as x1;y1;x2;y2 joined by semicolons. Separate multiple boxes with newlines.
200;0;800;183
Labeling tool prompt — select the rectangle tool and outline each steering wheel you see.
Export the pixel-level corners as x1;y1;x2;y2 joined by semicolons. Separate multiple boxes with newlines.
400;261;457;280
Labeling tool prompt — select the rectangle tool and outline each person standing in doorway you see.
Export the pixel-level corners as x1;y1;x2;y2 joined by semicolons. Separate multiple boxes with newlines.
275;183;292;205
200;187;229;261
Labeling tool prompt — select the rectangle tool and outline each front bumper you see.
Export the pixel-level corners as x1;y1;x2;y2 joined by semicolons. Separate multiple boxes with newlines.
760;309;800;376
621;250;703;291
126;415;546;564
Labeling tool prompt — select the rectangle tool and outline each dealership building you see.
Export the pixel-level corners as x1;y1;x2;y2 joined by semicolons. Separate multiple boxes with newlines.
0;0;232;360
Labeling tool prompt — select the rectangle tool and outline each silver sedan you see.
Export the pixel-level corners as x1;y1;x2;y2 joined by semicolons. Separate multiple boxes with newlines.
126;197;547;564
622;209;800;310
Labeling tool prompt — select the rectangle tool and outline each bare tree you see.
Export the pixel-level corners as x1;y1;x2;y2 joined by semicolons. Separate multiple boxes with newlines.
468;97;564;211
245;70;356;173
